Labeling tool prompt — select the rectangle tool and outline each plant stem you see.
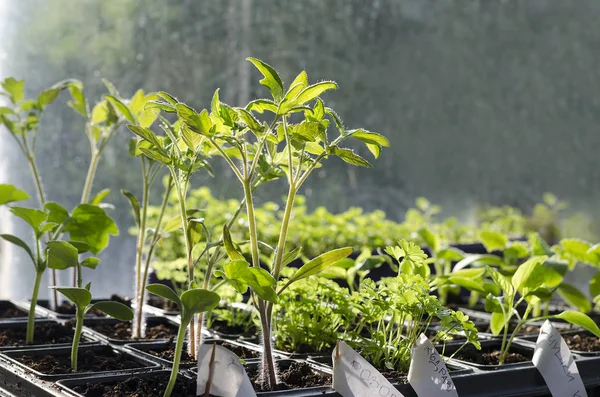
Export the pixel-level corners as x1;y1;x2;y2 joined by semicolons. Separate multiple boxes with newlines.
243;180;260;269
163;319;188;397
133;161;151;339
26;271;43;344
500;305;531;365
71;311;83;372
80;150;100;204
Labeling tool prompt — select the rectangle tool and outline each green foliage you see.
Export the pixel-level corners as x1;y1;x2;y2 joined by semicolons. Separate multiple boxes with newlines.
0;184;29;205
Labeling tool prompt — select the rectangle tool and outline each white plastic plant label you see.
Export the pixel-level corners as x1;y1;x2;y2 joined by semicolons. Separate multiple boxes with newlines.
533;320;587;397
332;341;405;397
408;333;458;396
196;343;257;397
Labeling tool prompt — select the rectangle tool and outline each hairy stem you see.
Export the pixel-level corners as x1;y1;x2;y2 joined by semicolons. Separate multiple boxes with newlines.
163;319;188;397
133;161;151;338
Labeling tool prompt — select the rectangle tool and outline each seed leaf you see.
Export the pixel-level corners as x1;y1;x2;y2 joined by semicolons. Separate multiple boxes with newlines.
87;301;133;321
0;234;35;264
53;287;92;310
146;284;181;308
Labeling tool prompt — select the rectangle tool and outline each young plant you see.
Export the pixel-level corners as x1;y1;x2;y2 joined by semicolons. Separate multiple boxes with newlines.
484;255;600;365
0;78;74;307
145;284;219;397
157;58;389;390
48;241;132;371
0;187;118;343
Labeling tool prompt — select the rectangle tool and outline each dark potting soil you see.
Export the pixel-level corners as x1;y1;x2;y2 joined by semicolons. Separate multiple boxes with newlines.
0;302;28;318
208;319;257;337
0;322;74;346
14;348;143;375
90;321;177;340
452;344;532;365
147;339;260;363
248;361;331;391
148;296;179;312
564;332;600;352
72;374;196;397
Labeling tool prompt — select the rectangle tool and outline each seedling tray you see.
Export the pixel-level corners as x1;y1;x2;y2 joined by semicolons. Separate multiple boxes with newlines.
0;300;45;323
0;344;160;380
81;315;180;344
0;320;97;351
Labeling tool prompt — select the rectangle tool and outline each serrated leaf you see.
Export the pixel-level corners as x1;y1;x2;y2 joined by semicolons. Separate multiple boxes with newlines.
53;287;92;309
87;301;132;320
106;95;136;124
246;99;278;114
490;311;506;336
347;129;390;147
0;184;29;205
139;147;171;165
511;255;547;291
0;234;35;264
146;284;181;308
246;58;284;101
281;81;338;113
63;204;119;255
10;207;47;234
121;190;141;227
329;147;371;168
44;202;70;225
90;189;110;205
487;266;514;296
557;282;591;313
292;121;325;143
1;77;25;104
144;100;175;113
224;260;277;302
127;125;161;148
237;108;264;134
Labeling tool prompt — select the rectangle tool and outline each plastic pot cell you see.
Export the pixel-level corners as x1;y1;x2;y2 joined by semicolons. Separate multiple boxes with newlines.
0;343;160;380
516;329;600;356
81;315;180;344
443;339;536;371
35;295;132;319
0;300;44;322
0;319;96;351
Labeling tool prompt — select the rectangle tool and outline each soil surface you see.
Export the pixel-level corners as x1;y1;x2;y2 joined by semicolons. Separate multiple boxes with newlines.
72;374;196;397
248;361;331;391
89;320;177;340
147;297;179;313
0;322;75;346
14;348;143;375
0;302;28;318
564;332;600;352
208;319;257;337
146;339;260;363
452;344;532;365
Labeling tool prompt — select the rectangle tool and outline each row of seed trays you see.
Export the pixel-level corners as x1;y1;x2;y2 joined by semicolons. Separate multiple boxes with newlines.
0;58;599;396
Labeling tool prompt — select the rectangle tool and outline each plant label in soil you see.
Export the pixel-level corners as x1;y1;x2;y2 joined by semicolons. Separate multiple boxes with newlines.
408;333;458;397
332;341;405;397
197;343;256;397
533;320;587;397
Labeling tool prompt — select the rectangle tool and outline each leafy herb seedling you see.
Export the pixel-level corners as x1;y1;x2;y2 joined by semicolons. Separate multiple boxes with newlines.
484;255;600;365
48;241;132;371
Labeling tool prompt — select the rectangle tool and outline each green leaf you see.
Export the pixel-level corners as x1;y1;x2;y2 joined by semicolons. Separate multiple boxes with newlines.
511;255;547;291
418;227;439;252
180;288;220;321
557;283;591;313
559;238;592;263
246;99;278;114
144;100;175;113
446;276;487;293
44;202;70;225
10;207;47;234
480;231;507;252
285;81;338;111
81;257;100;269
328;147;372;168
438;247;465;262
490;311;506;336
347;129;390;147
0;234;35;264
90;189;111;205
66;81;88;117
87;301;133;321
246;58;284;101
139;147;171;165
146;284;181;308
46;241;80;270
53;287;92;310
222;225;245;261
106;95;136;124
282;246;303;268
529;233;553;256
1;77;25;104
286;247;353;285
292;121;325;143
237;108;264;133
0;184;29;205
553;311;600;337
121;190;141;228
63;204;119;255
486;266;514;296
590;272;600;298
127;125;162;149
158;91;178;106
68;241;90;254
224;260;277;302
